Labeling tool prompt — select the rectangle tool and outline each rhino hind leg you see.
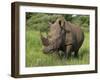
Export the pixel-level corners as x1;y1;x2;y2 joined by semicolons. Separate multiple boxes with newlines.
74;50;79;58
74;40;84;58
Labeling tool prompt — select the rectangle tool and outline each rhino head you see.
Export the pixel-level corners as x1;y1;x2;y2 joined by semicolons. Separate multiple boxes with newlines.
40;17;65;53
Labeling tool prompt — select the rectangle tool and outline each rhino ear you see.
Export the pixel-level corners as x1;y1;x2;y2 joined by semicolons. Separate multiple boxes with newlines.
59;20;65;27
58;17;65;28
48;22;52;26
59;19;71;32
48;19;55;26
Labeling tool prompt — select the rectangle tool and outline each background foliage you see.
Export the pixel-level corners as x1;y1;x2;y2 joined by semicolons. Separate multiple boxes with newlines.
26;13;90;67
26;13;89;32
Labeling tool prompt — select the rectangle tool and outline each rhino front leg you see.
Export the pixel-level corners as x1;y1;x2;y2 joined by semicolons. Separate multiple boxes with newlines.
64;45;72;59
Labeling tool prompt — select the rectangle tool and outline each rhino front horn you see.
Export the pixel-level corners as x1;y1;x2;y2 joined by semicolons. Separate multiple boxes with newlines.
40;32;49;46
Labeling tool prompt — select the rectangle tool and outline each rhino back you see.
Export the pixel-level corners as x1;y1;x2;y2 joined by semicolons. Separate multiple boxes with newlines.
71;23;84;51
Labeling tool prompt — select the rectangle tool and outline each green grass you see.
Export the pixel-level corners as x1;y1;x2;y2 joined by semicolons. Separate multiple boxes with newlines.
26;30;89;67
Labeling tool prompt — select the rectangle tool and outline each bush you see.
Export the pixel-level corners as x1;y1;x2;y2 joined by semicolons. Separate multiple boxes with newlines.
26;13;89;33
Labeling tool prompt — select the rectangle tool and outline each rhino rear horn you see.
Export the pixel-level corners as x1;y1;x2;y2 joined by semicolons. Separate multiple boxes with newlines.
40;32;49;46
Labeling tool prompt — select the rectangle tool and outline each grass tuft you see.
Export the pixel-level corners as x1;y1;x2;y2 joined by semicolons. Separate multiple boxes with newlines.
26;30;89;67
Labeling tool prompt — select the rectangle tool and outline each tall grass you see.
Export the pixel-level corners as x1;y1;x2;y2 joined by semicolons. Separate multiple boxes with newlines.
26;30;89;67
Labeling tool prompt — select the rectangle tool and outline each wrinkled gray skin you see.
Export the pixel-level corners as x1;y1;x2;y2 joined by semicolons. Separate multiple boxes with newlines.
40;17;84;58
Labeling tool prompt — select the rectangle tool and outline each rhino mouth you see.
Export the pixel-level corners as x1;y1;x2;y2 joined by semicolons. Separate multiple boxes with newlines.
43;47;54;53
